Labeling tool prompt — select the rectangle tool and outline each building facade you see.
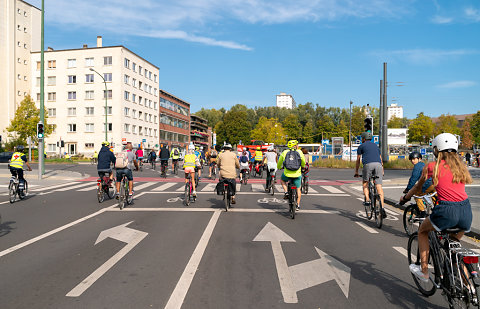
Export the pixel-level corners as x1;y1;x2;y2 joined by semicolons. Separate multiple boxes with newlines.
190;115;209;149
31;37;160;155
276;92;296;109
387;103;403;121
0;0;40;140
158;89;190;151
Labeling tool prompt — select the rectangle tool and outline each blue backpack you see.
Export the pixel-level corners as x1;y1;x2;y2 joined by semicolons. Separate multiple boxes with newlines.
240;155;249;163
284;150;301;171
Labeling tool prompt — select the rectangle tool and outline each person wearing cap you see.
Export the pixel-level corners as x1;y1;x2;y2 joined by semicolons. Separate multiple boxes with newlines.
9;145;32;189
277;140;306;209
403;151;434;217
217;143;240;204
401;133;473;283
97;141;116;181
354;131;386;218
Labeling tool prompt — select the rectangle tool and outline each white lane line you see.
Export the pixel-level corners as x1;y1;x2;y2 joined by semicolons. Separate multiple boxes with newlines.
355;222;379;234
384;208;400;216
201;183;217;192
76;186;97;192
382;186;409;189
54;182;92;192
30;181;78;192
134;191;349;196
108;208;215;212
352;186;363;191
152;183;176;191
306;186;318;194
252;184;265;192
106;208;340;214
321;186;344;194
275;185;284;193
0;205;116;257
164;210;221;309
134;182;158;191
236;184;241;192
393;246;409;258
0;201;11;205
357;198;364;202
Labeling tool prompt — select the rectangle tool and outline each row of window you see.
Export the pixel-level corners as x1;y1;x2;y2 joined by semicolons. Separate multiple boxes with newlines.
37;90;112;102
160;130;189;143
123;124;157;137
48;107;114;117
160;114;189;130
123;91;157;109
38;57;112;70
17;41;28;49
17;24;27;33
17;57;28;65
159;97;189;117
65;123;113;133
124;74;157;96
124;58;157;83
123;108;157;123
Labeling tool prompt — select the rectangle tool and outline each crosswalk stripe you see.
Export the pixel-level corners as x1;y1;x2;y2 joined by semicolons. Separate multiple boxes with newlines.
251;184;264;192
306;186;318;193
236;184;241;192
134;182;158;191
77;186;97;192
355;222;379;234
177;185;186;191
31;181;78;192
321;186;344;194
152;183;176;191
54;183;91;192
201;183;217;192
275;185;283;192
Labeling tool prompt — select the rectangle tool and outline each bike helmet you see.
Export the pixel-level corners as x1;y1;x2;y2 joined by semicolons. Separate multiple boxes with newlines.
102;141;109;146
432;133;458;152
223;143;232;150
256;146;261;150
361;132;373;140
287;140;298;149
195;146;199;150
16;145;25;152
188;144;195;151
408;151;422;160
267;145;274;151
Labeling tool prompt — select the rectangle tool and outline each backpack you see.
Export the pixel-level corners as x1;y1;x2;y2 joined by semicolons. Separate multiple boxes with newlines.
174;149;179;156
115;151;129;169
284;150;301;171
240;155;248;163
210;150;217;158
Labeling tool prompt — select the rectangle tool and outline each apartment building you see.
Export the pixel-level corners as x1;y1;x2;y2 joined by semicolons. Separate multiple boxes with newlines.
190;115;210;148
387;103;403;121
276;92;296;109
0;0;40;140
31;37;160;155
158;89;190;150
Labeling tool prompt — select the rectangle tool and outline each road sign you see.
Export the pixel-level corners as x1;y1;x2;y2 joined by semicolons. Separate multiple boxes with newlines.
142;139;147;142
122;138;126;142
322;139;329;145
420;148;426;155
253;222;351;303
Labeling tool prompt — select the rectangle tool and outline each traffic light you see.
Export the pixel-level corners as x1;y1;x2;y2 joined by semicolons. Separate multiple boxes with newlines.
37;123;44;139
364;117;373;132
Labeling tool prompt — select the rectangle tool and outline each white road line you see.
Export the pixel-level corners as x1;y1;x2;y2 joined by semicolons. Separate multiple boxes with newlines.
352;186;363;191
134;182;158;191
393;246;409;258
152;183;176;191
134;191;349;196
236;184;241;192
54;182;92;192
30;181;78;192
107;208;215;212
76;186;97;192
0;205;116;258
0;201;11;205
176;185;185;191
275;185;284;193
382;186;409;189
252;184;265;192
321;186;344;194
164;210;221;309
201;183;217;192
306;186;318;193
355;222;379;234
357;198;364;202
105;208;340;214
384;208;400;216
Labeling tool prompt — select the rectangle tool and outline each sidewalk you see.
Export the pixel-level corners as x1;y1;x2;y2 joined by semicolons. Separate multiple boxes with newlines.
343;177;480;237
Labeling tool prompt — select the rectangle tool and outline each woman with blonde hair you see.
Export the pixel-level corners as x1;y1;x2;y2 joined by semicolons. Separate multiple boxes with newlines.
400;133;472;282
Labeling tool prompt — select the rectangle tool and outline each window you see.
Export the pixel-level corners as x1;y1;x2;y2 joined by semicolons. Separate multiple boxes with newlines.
85;143;94;148
85;74;94;83
48;144;57;152
68;124;77;132
149;71;152;80
124;91;130;101
47;92;56;101
36;61;41;70
17;74;21;80
132;78;137;88
104;56;112;66
139;111;143;120
104;73;112;82
24;27;27;33
132;109;137;118
50;124;57;134
154;74;157;83
124;124;130;133
138;81;143;90
104;106;113;115
37;93;40;101
124;58;130;68
23;59;27;65
149;114;152;122
103;90;112;99
68;75;76;84
149;128;152;136
48;60;56;69
139;126;143;135
154;129;157;137
144;113;148;121
24;43;27;49
17;24;21;31
17;57;21;63
132;94;136;103
85;90;94;100
85;123;94;132
17;8;21;14
144;84;148;92
132;125;137;134
68;107;76;116
47;108;56;117
103;123;113;132
67;59;76;68
47;76;56;86
154;88;157;96
132;63;136;72
124;107;130;116
139;66;142;75
149;86;152;94
36;77;40;86
154;116;157;124
68;91;76;100
144;69;148;78
149;100;152;108
154;102;157;110
124;74;129;84
139;96;143;105
85;107;94;115
85;57;94;67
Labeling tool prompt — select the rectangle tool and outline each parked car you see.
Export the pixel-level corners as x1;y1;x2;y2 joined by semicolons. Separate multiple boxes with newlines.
0;152;14;163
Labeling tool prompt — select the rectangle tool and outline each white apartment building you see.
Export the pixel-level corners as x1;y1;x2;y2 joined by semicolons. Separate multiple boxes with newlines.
31;37;160;156
0;0;40;140
387;103;404;121
276;92;296;109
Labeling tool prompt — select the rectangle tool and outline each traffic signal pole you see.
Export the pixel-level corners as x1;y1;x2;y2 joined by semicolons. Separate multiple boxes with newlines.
38;0;45;180
381;63;389;163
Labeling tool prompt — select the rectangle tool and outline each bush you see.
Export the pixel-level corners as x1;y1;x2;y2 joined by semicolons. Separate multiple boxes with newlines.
312;158;413;169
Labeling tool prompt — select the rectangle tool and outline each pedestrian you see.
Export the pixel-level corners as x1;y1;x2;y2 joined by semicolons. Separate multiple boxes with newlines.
465;152;471;166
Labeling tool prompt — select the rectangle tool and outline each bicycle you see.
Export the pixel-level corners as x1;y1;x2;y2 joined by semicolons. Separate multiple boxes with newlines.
96;172;116;203
173;160;179;175
210;162;217;180
222;179;233;212
160;160;168;178
240;168;249;185
287;178;298;219
266;168;275;196
408;229;480;308
118;174;133;210
194;167;200;187
90;157;97;165
151;158;156;170
301;166;309;195
138;159;143;172
184;173;196;206
360;171;383;229
8;169;28;204
403;192;437;236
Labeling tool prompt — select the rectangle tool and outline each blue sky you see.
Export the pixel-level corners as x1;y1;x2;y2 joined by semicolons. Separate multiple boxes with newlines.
31;0;480;118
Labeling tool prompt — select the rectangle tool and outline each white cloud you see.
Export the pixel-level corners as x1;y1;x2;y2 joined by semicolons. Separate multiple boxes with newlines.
431;15;453;24
437;81;477;89
370;49;479;65
465;7;480;22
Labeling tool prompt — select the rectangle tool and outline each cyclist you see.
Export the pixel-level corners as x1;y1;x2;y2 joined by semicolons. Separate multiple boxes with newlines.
401;133;472;283
277;140;306;210
206;146;218;179
159;144;169;175
263;145;278;191
253;146;264;175
115;142;138;199
135;146;144;163
217;143;240;204
97;141;116;181
183;144;199;197
148;149;157;166
194;146;202;179
170;145;181;171
92;150;98;164
354;132;386;218
403;151;434;217
9;146;32;190
239;149;250;182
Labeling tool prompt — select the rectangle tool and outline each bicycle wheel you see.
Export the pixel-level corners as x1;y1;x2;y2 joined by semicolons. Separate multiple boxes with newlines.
304;177;309;195
9;182;16;204
364;195;373;220
107;179;116;199
289;189;296;219
407;232;436;296
97;183;105;203
119;181;126;209
184;183;190;206
19;181;27;200
374;194;383;229
270;177;275;196
403;205;420;236
457;260;480;308
224;191;229;212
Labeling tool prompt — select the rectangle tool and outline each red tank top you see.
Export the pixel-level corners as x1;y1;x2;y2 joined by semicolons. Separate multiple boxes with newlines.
427;161;468;202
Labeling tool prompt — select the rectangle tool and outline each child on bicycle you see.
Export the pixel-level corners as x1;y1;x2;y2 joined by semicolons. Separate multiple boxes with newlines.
404;151;435;217
400;133;472;283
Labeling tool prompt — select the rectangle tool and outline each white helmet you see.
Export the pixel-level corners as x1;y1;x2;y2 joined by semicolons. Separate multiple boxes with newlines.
267;145;274;151
432;133;458;152
188;144;195;150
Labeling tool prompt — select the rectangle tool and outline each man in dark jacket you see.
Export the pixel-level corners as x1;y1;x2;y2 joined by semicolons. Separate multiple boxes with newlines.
403;151;434;216
97;141;116;180
159;144;170;174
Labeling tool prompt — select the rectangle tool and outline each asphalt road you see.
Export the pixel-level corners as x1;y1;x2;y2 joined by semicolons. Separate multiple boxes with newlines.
0;164;477;308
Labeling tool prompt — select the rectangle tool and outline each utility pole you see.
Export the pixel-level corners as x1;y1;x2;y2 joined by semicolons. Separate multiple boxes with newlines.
38;0;45;179
349;101;352;162
379;80;383;152
382;63;389;163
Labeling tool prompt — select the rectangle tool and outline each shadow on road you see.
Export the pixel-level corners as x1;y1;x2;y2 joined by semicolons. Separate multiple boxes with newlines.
0;220;16;237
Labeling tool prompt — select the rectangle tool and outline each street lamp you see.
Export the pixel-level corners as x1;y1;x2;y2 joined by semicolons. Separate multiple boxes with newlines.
349;100;353;162
89;68;108;141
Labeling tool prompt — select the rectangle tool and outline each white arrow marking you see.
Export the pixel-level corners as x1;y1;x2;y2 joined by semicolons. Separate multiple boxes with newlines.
253;222;351;303
66;221;148;297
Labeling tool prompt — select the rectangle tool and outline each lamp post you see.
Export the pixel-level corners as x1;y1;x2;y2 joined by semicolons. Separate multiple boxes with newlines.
89;68;108;141
349;100;353;162
38;0;45;179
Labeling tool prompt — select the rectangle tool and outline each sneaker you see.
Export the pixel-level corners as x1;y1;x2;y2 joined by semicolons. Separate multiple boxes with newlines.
193;190;197;197
283;192;289;200
409;264;429;283
296;205;300;211
231;196;236;204
115;193;119;200
381;208;387;219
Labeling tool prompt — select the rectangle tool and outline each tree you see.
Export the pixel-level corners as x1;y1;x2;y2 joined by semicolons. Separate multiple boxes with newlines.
388;115;407;128
194;108;225;129
282;114;302;140
5;95;53;144
470;111;480;145
214;110;251;145
315;115;335;141
250;117;286;144
351;106;366;138
461;117;474;149
434;114;459;136
408;112;435;144
301;121;314;143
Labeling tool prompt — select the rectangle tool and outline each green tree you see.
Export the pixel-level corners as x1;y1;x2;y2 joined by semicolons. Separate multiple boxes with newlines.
250;117;286;144
5;95;53;144
316;115;336;140
351;106;366;137
434;114;459;136
470;111;480;145
215;110;251;145
387;115;406;128
282;114;302;140
408;112;435;144
301;121;314;143
461;117;474;149
194;108;225;128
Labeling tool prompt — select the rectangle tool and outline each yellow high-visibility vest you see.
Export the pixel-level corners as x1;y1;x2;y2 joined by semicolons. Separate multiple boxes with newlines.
183;154;196;168
10;152;24;169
